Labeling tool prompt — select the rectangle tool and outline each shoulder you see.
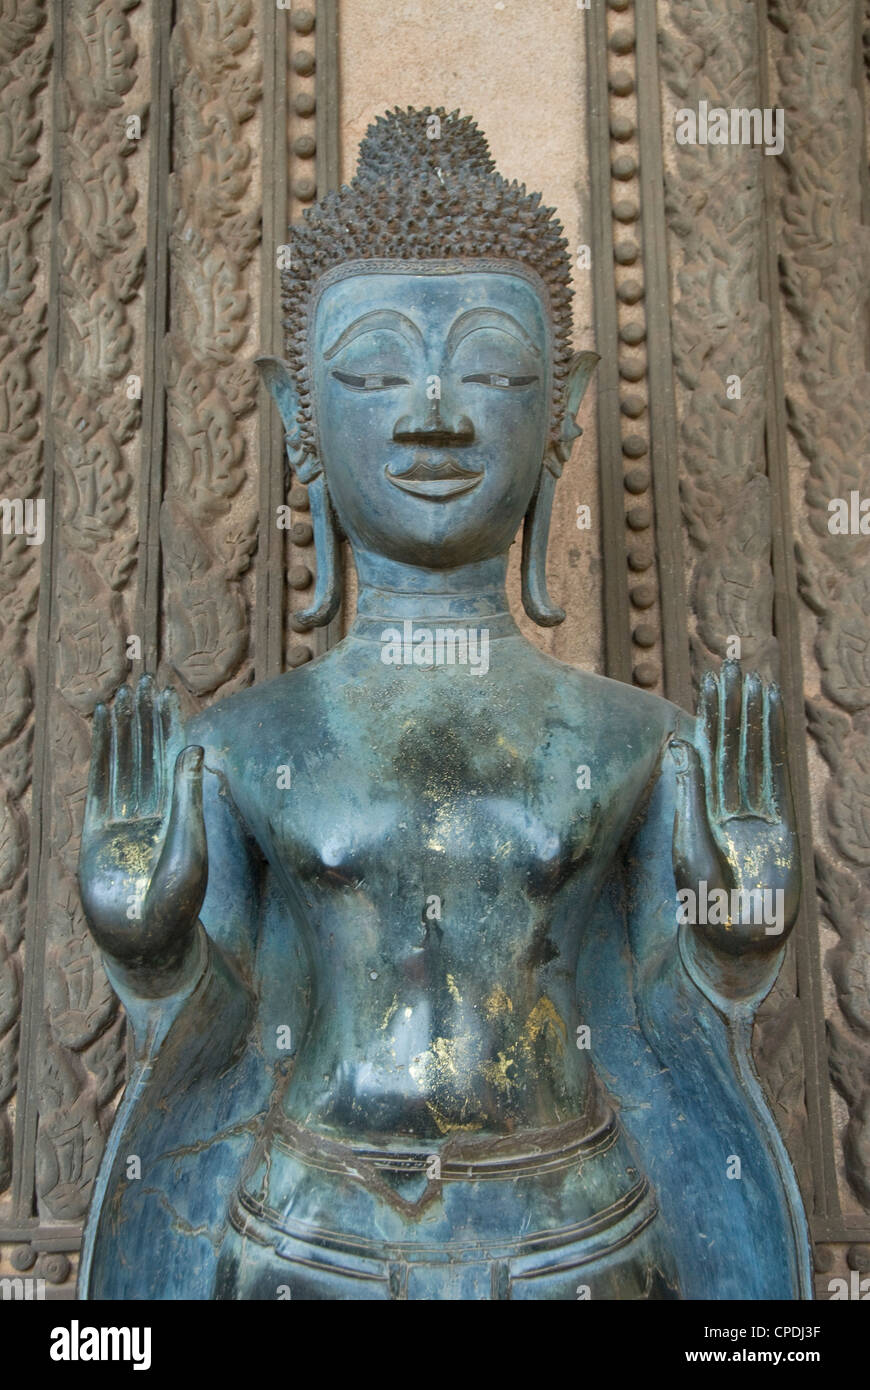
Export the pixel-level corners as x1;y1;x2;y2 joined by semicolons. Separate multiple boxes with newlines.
182;659;325;755
538;650;691;748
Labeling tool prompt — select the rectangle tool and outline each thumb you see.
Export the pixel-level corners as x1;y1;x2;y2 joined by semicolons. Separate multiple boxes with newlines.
670;738;723;890
145;745;208;923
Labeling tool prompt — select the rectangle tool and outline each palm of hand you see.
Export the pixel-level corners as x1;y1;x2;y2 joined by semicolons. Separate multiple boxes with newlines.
78;676;206;973
672;661;799;956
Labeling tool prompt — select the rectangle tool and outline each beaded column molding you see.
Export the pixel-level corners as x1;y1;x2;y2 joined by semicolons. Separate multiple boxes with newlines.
587;0;689;700
253;2;338;681
285;1;342;667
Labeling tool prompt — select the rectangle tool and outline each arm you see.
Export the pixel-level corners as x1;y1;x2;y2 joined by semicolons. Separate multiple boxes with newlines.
587;674;811;1297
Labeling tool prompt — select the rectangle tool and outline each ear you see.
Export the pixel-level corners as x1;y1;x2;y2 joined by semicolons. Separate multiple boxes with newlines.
522;466;564;626
256;354;342;628
521;350;600;627
255;355;307;469
554;350;600;465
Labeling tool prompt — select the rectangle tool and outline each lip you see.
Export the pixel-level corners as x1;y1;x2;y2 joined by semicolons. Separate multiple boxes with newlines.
387;473;483;500
386;455;484;501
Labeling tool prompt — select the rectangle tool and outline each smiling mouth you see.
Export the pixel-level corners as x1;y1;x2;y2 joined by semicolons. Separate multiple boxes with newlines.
386;456;484;501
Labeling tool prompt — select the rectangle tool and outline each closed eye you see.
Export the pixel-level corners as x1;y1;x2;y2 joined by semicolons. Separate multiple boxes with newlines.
461;373;539;388
332;369;409;390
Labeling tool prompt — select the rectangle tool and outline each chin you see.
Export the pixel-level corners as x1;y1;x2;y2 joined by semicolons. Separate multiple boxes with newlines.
378;538;498;570
360;499;525;565
373;516;514;566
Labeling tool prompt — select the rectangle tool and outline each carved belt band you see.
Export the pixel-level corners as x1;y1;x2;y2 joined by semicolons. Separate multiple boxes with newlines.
267;1107;619;1182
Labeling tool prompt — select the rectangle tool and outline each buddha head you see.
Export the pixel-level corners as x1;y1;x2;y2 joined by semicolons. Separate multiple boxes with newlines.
260;106;597;628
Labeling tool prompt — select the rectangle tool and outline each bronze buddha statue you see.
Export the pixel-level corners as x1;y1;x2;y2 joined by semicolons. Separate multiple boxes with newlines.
77;108;811;1300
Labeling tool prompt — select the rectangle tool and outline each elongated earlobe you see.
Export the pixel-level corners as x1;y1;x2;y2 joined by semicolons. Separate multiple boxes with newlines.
522;465;564;626
295;474;342;629
256;353;341;630
522;350;600;627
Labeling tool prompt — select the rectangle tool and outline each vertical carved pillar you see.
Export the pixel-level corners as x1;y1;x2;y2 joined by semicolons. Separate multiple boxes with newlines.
774;0;870;1269
660;0;776;682
657;0;836;1217
0;0;51;1205
161;0;261;705
11;0;147;1239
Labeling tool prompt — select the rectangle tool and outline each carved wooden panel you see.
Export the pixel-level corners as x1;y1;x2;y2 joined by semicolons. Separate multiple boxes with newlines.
33;0;146;1226
161;0;261;706
0;0;51;1206
773;0;870;1280
654;0;816;1205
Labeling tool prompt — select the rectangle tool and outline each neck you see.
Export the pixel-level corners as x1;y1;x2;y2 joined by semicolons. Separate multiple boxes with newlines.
352;549;514;625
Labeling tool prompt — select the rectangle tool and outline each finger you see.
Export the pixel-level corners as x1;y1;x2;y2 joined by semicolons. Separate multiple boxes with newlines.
766;683;793;826
719;660;742;817
171;745;204;826
135;675;157;814
670;738;723;889
156;686;183;812
697;670;719;819
110;685;134;820
83;702;110;837
146;745;207;926
741;671;764;814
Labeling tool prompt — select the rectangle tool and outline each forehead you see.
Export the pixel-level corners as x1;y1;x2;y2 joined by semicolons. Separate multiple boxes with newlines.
311;265;551;348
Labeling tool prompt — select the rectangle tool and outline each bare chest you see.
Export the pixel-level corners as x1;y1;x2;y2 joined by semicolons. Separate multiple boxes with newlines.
257;723;634;914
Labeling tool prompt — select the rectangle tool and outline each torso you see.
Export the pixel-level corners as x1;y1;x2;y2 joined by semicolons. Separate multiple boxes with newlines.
192;630;679;1145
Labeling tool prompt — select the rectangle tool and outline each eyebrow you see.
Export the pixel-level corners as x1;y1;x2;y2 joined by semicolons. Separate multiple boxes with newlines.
446;308;542;359
323;309;423;359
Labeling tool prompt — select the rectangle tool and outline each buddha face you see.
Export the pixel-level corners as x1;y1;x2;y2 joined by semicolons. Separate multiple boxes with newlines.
309;263;553;569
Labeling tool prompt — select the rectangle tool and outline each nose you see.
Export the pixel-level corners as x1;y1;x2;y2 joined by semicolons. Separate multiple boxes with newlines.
392;377;475;446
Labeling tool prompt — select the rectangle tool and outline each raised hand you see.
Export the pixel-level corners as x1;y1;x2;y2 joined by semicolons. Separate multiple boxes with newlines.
670;661;800;960
78;675;208;995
